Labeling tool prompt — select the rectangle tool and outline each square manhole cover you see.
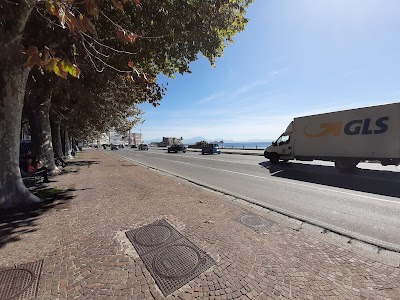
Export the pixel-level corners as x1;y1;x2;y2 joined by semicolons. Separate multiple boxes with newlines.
234;212;275;233
0;259;43;300
126;220;215;296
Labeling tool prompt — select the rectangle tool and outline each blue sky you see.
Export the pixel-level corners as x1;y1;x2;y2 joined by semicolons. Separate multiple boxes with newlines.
137;0;400;142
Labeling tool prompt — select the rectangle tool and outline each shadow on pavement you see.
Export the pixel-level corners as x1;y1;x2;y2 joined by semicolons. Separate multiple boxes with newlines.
259;161;400;198
58;160;99;174
0;188;76;249
66;160;99;167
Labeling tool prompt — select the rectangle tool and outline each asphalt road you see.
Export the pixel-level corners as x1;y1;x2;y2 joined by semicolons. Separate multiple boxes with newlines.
108;148;400;250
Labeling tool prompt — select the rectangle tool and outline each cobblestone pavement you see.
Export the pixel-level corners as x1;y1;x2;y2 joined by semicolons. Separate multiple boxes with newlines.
1;150;399;299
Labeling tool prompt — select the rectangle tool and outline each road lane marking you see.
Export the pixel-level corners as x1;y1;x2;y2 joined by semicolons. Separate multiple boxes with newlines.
145;150;400;183
270;169;284;176
148;150;259;166
121;153;400;205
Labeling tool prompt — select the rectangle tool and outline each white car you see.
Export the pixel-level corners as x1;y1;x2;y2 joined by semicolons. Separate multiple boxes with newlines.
138;143;149;150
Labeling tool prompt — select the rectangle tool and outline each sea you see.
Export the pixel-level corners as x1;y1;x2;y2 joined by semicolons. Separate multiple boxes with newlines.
219;142;272;149
185;142;272;150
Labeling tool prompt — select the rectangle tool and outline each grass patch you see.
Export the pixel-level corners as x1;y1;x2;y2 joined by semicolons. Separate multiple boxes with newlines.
34;187;64;200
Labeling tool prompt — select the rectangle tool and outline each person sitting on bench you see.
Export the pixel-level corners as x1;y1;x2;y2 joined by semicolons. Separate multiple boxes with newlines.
20;155;50;183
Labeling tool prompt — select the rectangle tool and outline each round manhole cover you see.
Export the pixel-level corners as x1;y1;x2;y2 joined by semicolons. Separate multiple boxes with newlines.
134;225;172;247
153;245;203;279
0;268;34;300
240;215;265;228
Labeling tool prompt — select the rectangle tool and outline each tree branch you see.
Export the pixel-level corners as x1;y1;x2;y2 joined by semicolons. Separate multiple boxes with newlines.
81;34;109;58
80;35;128;73
99;11;167;40
80;31;140;55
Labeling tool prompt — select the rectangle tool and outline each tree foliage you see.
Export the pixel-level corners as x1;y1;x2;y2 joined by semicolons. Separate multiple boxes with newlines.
21;0;253;140
0;0;253;209
22;0;253;80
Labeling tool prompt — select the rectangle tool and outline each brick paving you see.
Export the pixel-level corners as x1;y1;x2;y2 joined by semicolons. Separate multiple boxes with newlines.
0;150;399;299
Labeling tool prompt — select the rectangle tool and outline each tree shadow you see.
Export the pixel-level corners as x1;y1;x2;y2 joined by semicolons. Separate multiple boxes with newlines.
55;160;99;175
259;161;400;198
0;156;100;248
0;187;76;249
66;160;99;167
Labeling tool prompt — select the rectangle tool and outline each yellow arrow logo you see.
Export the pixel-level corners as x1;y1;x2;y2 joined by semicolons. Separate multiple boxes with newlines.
304;122;343;138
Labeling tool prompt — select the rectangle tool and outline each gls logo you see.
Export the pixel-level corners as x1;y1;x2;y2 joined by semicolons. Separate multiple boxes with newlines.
304;117;389;138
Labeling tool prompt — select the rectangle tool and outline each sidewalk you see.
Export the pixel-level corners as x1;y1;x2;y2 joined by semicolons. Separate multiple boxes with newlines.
1;150;399;299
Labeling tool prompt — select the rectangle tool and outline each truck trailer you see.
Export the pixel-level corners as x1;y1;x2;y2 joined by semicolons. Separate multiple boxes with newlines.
264;103;400;171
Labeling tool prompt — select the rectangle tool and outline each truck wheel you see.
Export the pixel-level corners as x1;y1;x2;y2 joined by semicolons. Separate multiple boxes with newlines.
270;153;279;164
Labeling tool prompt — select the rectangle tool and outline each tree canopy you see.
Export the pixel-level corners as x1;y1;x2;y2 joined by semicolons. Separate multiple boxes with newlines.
0;0;253;209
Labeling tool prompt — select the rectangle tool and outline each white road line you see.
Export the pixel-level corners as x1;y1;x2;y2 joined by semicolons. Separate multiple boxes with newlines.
270;169;284;176
152;151;258;165
148;150;400;183
123;153;400;205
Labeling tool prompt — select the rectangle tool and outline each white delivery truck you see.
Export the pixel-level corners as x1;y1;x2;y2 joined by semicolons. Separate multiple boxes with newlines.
264;103;400;171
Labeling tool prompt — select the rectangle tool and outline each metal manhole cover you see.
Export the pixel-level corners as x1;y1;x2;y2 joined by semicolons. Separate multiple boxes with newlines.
0;260;43;300
126;219;183;255
153;244;204;279
126;220;215;296
0;269;34;300
141;238;215;296
240;215;266;228
134;225;172;247
234;212;276;232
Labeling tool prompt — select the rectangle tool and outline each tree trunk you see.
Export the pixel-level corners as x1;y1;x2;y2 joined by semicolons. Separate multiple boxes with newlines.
0;66;40;209
64;129;72;159
26;89;60;174
50;116;63;160
0;1;40;209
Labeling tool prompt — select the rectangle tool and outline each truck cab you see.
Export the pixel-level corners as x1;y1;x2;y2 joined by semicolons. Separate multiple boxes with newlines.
264;122;294;164
264;133;293;164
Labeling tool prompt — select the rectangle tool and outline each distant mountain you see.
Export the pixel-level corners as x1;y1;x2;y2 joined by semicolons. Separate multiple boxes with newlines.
145;136;273;144
144;138;163;143
144;136;207;144
182;136;208;144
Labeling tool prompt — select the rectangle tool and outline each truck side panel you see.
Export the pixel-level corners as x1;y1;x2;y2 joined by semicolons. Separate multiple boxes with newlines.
293;103;400;160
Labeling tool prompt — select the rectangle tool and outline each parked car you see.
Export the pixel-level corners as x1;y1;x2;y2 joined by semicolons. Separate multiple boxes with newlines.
201;143;221;155
138;143;149;150
131;144;137;148
118;144;125;148
111;144;119;150
168;144;187;153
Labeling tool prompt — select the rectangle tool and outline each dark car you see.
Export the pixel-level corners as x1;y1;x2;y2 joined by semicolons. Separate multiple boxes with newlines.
167;144;187;153
131;144;137;148
138;143;149;150
201;143;221;155
110;144;119;150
